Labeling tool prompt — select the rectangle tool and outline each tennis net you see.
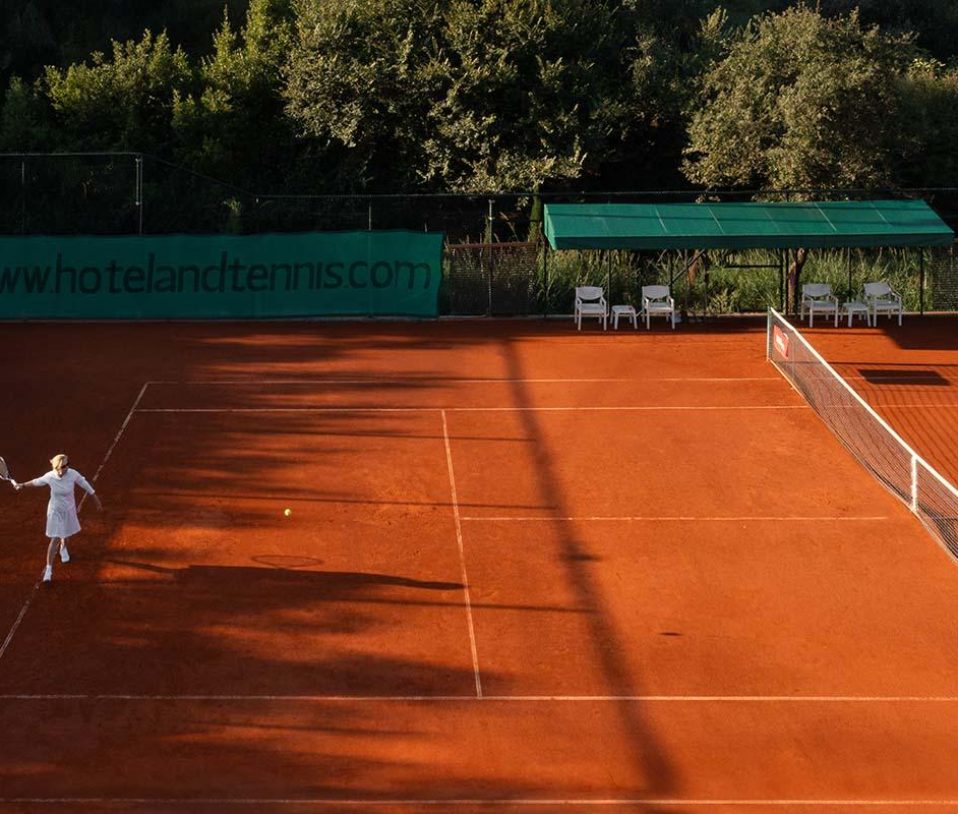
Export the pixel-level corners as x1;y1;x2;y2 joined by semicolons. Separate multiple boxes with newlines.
767;308;958;562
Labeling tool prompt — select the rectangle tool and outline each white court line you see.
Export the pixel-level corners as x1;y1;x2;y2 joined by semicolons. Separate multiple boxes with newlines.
864;403;958;408
461;515;889;522
140;407;433;413
0;383;149;666
87;382;151;488
4;798;958;806
0;596;37;665
145;377;783;385
137;405;808;413
442;410;482;698
3;694;958;702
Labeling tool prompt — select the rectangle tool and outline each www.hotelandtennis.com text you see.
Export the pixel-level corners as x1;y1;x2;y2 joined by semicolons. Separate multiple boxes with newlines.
0;252;434;295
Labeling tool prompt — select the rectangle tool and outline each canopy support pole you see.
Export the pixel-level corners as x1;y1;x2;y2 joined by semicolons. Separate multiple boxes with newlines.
780;251;787;313
606;251;612;307
920;249;925;315
542;243;549;319
846;247;853;301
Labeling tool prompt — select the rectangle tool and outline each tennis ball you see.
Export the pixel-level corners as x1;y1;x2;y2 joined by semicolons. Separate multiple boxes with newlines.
284;508;292;517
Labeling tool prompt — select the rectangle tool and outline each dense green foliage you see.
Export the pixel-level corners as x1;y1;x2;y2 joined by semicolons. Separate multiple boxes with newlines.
283;0;652;192
683;8;912;191
3;0;958;195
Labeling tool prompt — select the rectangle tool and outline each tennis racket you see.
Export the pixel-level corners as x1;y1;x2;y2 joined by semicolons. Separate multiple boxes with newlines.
0;456;16;487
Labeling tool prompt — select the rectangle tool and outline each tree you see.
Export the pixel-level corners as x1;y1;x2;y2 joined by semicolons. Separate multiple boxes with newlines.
419;0;636;192
172;0;294;189
283;0;643;193
602;6;731;190
282;0;439;192
682;5;915;192
896;58;958;188
0;1;58;90
819;0;958;62
0;76;53;150
43;30;192;153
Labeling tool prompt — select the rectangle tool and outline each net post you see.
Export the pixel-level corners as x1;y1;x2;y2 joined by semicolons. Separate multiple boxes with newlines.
766;309;772;360
911;454;919;513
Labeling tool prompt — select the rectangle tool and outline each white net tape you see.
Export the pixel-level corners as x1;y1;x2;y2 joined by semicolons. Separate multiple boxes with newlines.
767;309;958;561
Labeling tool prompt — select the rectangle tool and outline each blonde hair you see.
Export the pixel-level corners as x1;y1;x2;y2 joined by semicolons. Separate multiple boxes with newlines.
50;453;69;469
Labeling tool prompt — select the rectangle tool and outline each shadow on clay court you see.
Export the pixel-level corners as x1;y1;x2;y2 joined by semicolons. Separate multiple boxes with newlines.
495;335;678;803
2;554;486;696
0;320;706;804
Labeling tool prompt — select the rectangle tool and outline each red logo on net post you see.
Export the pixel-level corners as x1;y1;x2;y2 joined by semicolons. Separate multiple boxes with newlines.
773;325;790;359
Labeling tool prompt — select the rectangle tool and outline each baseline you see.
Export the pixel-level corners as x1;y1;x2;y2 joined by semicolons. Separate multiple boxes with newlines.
3;693;958;702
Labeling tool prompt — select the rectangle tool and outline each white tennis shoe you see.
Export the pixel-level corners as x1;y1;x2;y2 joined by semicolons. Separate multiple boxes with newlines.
59;544;70;563
42;565;52;583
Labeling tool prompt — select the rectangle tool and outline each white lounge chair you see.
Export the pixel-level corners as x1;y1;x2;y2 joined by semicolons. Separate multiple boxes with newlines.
640;285;675;330
800;283;839;327
863;281;903;326
574;286;608;331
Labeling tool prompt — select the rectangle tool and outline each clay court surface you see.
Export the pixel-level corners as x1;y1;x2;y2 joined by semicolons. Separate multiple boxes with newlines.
805;315;958;488
1;316;958;812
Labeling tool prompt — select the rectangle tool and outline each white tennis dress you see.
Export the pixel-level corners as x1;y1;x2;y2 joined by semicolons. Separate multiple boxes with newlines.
28;468;96;539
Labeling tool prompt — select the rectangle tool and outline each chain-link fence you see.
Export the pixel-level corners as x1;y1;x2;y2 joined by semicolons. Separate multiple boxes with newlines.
0;153;140;235
443;242;541;316
2;151;957;317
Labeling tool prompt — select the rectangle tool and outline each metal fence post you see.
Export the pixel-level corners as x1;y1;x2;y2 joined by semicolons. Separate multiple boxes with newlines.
135;154;144;234
485;200;493;315
20;158;26;235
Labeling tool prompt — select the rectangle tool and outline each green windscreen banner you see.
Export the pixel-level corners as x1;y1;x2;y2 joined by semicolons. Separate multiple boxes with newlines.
0;231;444;319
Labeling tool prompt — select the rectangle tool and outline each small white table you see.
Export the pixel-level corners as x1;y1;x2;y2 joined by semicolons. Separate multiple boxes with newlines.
611;304;637;329
842;300;870;327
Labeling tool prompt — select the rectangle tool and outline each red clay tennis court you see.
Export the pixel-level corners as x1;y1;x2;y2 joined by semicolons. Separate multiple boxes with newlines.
1;318;958;812
806;315;958;489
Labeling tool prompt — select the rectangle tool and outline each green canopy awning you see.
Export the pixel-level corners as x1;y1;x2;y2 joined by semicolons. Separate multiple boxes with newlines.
544;200;954;251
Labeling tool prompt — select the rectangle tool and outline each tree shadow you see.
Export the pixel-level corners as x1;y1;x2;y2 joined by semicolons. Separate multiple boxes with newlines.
0;318;709;806
2;556;476;697
494;337;678;803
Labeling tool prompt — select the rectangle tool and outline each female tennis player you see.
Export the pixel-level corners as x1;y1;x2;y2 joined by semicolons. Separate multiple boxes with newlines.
13;454;103;583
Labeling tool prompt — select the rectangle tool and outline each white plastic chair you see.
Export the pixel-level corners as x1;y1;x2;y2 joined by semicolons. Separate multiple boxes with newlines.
863;281;903;326
574;286;608;330
640;285;675;330
800;283;839;327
